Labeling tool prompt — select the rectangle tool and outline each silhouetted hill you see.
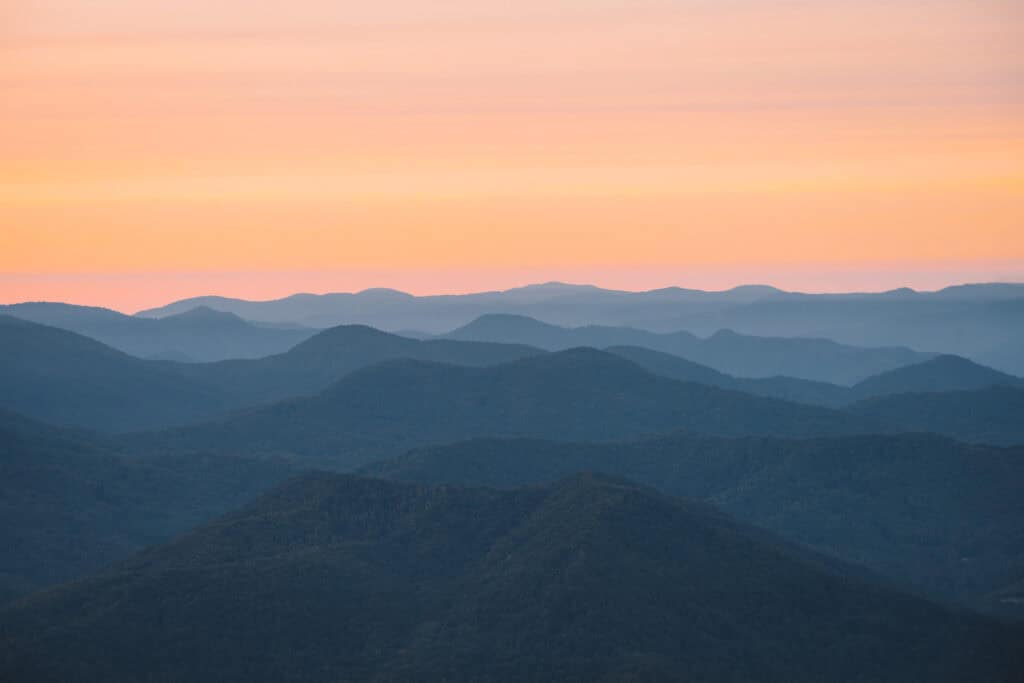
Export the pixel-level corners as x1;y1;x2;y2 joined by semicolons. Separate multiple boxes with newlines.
0;410;295;603
849;386;1024;445
135;282;785;331
445;314;933;384
134;282;1024;373
137;349;889;468
188;324;542;406
849;354;1023;398
0;316;232;431
607;345;852;406
446;313;702;352
693;328;933;384
609;346;1021;409
0;302;316;361
0;317;541;432
2;473;1019;682
671;285;1024;370
369;432;1024;607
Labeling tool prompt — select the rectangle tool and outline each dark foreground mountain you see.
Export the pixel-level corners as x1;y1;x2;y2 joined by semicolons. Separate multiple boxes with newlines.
0;410;296;603
446;314;933;384
0;302;317;362
136;349;888;468
849;386;1024;446
369;432;1024;607
0;316;538;431
2;473;1020;683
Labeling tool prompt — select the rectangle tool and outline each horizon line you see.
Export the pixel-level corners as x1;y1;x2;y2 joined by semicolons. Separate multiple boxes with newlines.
4;277;1024;316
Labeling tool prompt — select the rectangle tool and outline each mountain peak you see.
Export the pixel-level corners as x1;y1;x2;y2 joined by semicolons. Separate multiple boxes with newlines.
354;287;414;298
166;305;246;323
853;354;1022;398
287;323;409;354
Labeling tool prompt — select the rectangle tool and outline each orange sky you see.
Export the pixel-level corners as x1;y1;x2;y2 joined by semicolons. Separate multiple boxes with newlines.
2;0;1023;310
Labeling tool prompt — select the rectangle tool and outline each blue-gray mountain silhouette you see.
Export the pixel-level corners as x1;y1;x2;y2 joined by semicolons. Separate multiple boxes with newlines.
0;316;538;431
130;348;891;468
0;409;296;603
0;302;316;361
2;473;1019;683
369;431;1024;609
445;314;933;384
134;281;1024;373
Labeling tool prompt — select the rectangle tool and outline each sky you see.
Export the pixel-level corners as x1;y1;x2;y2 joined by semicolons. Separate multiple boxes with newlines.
2;0;1022;311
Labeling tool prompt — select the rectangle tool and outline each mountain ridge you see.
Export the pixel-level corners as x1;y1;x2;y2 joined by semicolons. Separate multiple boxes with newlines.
367;430;1024;607
126;283;1024;374
2;471;1020;682
129;348;892;467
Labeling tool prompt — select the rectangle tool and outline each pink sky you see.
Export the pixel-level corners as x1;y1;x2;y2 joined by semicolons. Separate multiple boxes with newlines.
2;1;1022;310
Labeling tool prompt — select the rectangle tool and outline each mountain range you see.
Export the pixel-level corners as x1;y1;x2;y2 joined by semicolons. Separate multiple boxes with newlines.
2;473;1020;683
444;314;934;384
129;348;891;467
0;302;316;362
0;316;539;432
369;432;1024;608
134;281;1024;373
0;409;297;603
3;281;1023;681
610;346;1024;408
4;317;1019;448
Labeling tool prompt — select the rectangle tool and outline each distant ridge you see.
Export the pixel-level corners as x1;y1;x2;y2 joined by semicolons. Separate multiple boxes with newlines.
0;301;315;362
0;315;231;431
130;282;796;331
129;282;1024;371
446;314;931;384
610;346;1022;407
0;316;540;431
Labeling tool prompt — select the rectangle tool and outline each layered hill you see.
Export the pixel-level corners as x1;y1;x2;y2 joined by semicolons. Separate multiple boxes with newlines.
850;354;1023;397
669;284;1024;368
0;410;296;603
607;345;853;406
849;386;1024;446
611;346;1023;408
184;323;541;406
135;282;787;331
0;317;539;431
0;316;232;431
445;314;933;384
2;473;1019;682
0;302;316;362
370;432;1024;606
136;349;889;467
133;282;1024;374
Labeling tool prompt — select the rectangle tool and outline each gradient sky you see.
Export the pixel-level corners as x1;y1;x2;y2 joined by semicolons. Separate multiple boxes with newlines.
2;0;1022;310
